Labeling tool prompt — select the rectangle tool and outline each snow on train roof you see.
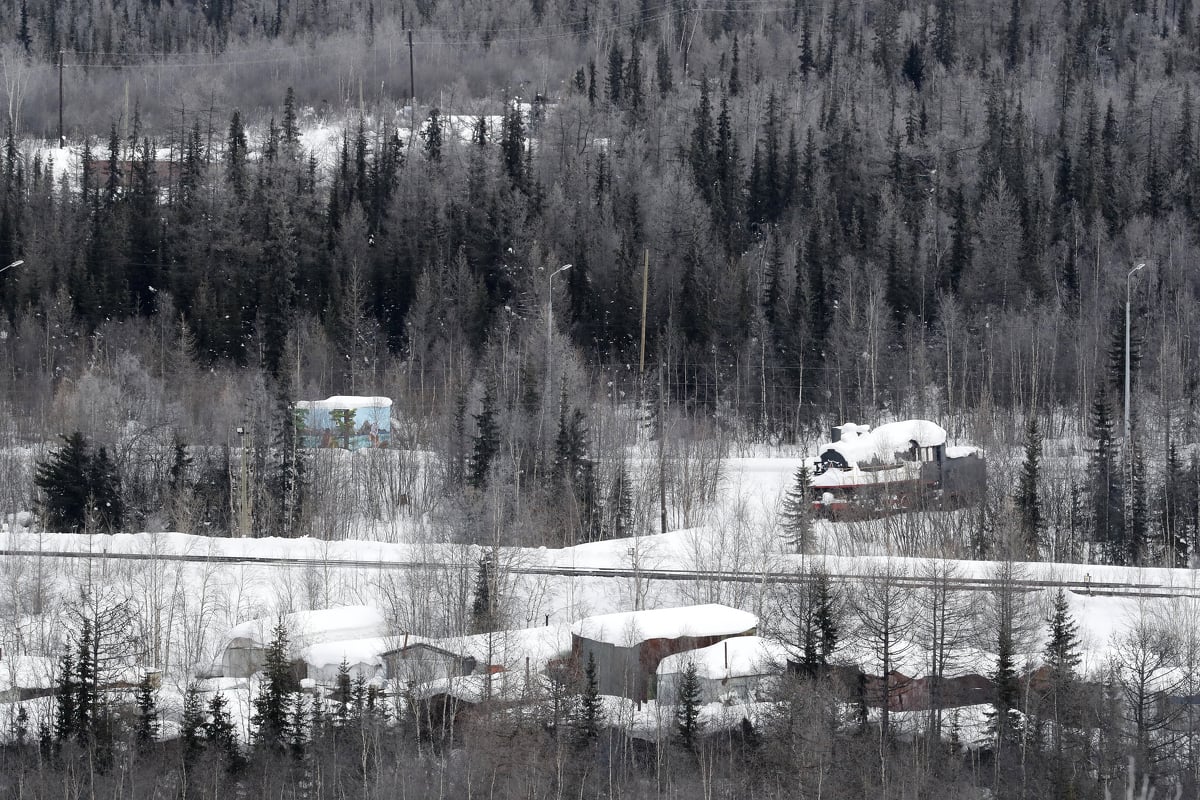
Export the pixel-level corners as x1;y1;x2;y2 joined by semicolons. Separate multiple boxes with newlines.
294;396;392;409
572;604;758;646
820;420;947;467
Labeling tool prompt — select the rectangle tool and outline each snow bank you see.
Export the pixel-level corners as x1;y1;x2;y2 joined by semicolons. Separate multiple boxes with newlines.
572;604;758;646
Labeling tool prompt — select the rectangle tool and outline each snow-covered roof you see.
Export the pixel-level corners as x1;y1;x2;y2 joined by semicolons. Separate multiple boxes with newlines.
400;625;571;669
821;420;947;468
295;396;392;410
944;445;979;459
656;636;786;680
222;606;389;650
300;636;395;669
572;605;758;647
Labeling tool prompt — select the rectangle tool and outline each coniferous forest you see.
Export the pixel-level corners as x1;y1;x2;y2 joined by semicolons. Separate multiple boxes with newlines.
1;0;1200;795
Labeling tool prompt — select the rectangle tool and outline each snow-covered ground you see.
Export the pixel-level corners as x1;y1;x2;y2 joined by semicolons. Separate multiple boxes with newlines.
1;439;1197;746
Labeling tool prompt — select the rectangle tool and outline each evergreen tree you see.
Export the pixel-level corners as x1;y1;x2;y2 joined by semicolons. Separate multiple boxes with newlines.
53;652;78;743
179;684;205;769
471;553;499;633
675;660;702;751
606;43;624;104
779;465;815;552
423;107;444;163
332;658;353;729
86;446;123;532
1042;589;1082;799
133;674;158;753
574;652;604;746
34;432;92;533
988;618;1022;746
1088;386;1125;563
251;621;295;752
206;692;243;771
1014;416;1043;557
469;378;500;489
655;39;672;98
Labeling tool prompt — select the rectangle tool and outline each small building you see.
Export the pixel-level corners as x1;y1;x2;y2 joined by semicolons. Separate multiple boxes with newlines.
810;420;986;516
571;605;758;702
214;606;390;678
382;625;571;687
656;635;787;704
294;396;392;450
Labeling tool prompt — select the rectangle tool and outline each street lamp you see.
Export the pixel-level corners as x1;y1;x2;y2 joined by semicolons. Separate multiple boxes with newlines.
1125;262;1145;439
0;259;24;275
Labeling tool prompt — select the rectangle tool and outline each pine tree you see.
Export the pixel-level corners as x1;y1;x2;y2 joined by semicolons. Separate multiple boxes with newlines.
423;107;444;163
206;692;243;771
675;660;703;751
34;432;92;532
574;653;604;746
333;658;353;730
1042;589;1082;799
54;652;78;743
606;43;624;104
779;465;815;552
1088;386;1125;563
1014;416;1043;557
252;621;295;752
655;40;672;98
86;446;123;532
180;684;205;769
988;620;1022;746
133;674;158;753
469;378;500;489
471;554;498;633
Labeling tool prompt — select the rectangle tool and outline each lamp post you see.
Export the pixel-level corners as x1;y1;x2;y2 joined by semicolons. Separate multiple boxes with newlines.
0;259;25;275
1125;262;1145;439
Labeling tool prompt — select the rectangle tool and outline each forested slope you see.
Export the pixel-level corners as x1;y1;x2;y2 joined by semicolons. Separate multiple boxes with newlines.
0;0;1196;560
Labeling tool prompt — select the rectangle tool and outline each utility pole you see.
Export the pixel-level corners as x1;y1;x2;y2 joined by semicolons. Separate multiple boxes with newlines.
57;50;64;146
236;426;252;538
639;249;649;374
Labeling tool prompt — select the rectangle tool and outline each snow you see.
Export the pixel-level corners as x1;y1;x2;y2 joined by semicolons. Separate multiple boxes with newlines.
294;395;392;410
571;604;758;646
820;419;948;467
944;445;979;458
222;606;388;649
300;636;394;670
408;670;538;703
0;656;56;692
417;625;572;670
656;636;788;680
